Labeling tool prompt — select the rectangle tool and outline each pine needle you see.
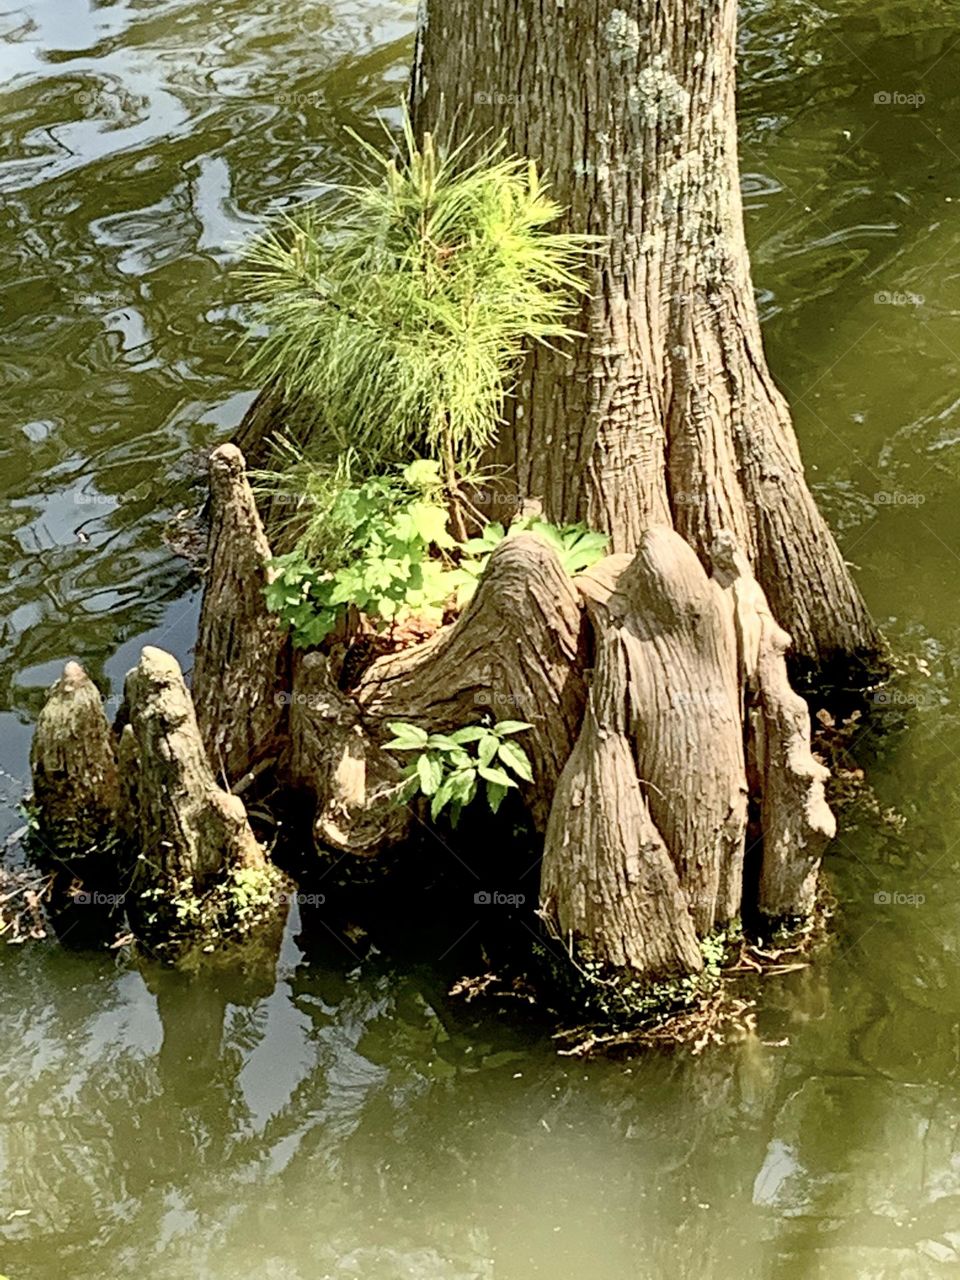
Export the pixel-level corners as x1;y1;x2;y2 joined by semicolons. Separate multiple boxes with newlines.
237;105;598;480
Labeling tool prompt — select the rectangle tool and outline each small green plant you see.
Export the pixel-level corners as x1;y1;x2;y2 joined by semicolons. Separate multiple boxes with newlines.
460;517;608;581
263;459;476;647
574;928;739;1026
239;107;594;492
138;863;287;950
262;456;608;649
385;718;534;824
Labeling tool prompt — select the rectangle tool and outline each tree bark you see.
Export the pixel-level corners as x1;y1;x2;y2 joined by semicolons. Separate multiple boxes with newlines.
358;533;588;832
119;646;286;955
30;661;119;862
120;647;265;889
712;533;835;917
193;443;290;787
542;525;835;985
410;0;879;668
287;650;411;856
285;533;589;852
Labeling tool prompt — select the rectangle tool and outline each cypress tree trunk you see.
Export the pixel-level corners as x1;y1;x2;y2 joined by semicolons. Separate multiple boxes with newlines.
410;0;878;669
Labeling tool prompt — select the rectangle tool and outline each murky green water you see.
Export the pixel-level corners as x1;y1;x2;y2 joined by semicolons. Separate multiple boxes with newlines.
3;1;960;1276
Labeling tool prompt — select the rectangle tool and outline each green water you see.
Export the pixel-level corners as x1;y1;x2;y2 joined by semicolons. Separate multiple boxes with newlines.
3;1;960;1276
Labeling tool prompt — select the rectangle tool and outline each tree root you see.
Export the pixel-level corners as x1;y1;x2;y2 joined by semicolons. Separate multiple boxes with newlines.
26;449;838;999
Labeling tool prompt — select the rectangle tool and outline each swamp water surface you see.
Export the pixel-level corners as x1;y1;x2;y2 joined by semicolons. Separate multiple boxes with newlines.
2;0;960;1276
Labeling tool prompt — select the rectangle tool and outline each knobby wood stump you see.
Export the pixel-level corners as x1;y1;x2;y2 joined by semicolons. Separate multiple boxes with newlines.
28;446;834;986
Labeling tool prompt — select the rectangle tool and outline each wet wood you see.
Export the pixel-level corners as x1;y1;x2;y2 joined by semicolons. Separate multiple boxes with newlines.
119;646;266;890
30;661;120;862
192;443;290;787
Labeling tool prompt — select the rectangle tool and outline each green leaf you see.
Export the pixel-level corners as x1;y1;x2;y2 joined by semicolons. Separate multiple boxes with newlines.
417;752;443;795
478;733;499;767
478;764;517;789
403;458;443;490
459;537;494;555
448;725;487;744
529;520;564;551
486;780;509;814
450;767;478;807
409;501;453;548
386;722;430;750
430;775;458;821
492;720;532;736
498;740;534;782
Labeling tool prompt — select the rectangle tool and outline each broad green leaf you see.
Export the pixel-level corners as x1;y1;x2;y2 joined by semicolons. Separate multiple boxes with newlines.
449;725;487;744
478;733;499;767
386;722;429;750
498;740;533;782
403;458;443;490
492;720;532;736
486;780;509;814
430;775;457;821
417;752;442;795
478;764;517;788
450;767;478;806
410;501;453;548
529;521;564;551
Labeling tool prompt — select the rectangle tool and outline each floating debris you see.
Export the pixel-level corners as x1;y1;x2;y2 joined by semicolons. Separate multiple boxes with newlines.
0;863;52;944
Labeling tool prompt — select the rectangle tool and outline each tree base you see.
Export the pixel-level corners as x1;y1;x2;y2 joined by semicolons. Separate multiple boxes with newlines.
27;447;849;1006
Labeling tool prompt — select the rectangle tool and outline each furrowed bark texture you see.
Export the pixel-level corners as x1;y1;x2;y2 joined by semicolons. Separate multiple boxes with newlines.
713;534;835;917
287;651;411;856
29;661;120;861
358;534;588;832
541;665;704;982
543;526;835;983
119;646;266;891
410;0;878;667
193;443;290;786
